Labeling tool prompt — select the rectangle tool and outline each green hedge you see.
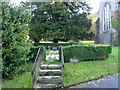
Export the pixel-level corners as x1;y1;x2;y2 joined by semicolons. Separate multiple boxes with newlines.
63;44;112;62
29;45;46;62
2;4;32;78
29;46;40;62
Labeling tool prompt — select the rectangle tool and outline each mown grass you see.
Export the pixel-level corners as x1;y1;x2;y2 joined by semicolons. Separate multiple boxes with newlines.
2;47;118;88
2;72;32;88
64;46;118;86
2;62;33;88
0;82;2;90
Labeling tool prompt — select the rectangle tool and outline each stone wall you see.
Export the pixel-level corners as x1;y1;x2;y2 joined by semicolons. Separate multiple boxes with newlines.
95;0;118;45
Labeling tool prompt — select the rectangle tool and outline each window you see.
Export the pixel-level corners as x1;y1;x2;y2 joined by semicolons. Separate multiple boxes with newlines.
103;3;111;32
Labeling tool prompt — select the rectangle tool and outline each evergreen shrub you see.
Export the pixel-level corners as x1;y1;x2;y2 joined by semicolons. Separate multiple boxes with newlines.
2;3;32;78
63;44;112;62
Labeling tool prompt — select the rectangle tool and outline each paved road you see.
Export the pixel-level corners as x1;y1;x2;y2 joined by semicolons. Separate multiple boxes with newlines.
70;73;119;88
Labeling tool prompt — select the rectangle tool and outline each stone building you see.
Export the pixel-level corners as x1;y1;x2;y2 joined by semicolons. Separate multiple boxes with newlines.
95;0;119;45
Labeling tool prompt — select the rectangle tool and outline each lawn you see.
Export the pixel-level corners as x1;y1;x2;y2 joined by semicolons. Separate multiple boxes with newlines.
2;47;118;88
2;72;32;88
64;46;118;86
2;63;33;88
0;82;2;90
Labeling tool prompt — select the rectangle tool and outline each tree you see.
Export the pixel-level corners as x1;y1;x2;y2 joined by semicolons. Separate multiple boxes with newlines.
2;2;32;78
29;1;92;44
88;12;98;40
111;10;120;45
112;10;120;30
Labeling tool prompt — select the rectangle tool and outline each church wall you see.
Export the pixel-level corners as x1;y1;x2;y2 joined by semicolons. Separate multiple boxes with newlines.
95;0;118;45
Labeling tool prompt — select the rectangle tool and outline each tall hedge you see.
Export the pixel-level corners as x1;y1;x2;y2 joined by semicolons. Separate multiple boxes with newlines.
2;2;32;78
63;45;112;62
0;2;2;76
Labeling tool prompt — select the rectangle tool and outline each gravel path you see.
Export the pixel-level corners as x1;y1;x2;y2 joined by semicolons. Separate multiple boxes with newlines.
69;73;119;88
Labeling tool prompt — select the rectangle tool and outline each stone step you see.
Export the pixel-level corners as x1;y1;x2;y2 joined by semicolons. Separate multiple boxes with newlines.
40;64;62;69
37;76;62;81
37;76;62;84
52;47;58;50
34;83;63;88
40;69;62;76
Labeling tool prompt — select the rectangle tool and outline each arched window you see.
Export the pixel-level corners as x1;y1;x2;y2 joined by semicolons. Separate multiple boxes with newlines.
103;2;111;32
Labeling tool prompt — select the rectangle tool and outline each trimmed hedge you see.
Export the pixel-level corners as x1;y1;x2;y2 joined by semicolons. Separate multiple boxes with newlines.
29;46;40;62
30;45;46;62
63;44;112;62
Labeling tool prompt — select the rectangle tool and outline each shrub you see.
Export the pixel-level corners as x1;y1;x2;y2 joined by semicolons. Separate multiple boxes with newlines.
63;44;112;62
29;46;39;62
29;45;46;62
2;3;32;78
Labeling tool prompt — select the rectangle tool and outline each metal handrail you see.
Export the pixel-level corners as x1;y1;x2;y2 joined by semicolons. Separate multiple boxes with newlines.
31;46;45;87
60;46;64;86
31;47;41;75
60;47;64;66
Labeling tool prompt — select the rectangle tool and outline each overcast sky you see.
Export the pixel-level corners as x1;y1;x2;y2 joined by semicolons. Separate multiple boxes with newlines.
88;0;100;13
10;0;101;13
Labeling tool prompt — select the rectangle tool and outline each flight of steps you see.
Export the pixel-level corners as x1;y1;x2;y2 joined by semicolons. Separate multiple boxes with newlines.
34;64;63;88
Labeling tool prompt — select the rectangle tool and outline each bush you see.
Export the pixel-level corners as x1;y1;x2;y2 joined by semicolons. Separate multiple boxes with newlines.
29;46;39;62
29;45;46;62
2;3;32;78
63;44;112;62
